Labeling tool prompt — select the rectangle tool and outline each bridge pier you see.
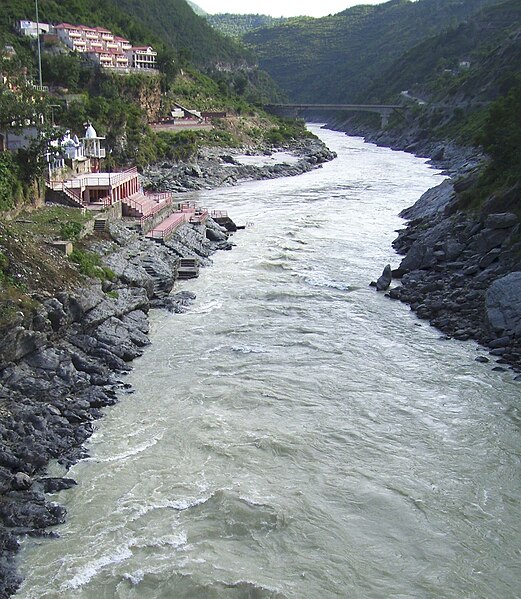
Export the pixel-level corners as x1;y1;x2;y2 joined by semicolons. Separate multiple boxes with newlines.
379;109;392;128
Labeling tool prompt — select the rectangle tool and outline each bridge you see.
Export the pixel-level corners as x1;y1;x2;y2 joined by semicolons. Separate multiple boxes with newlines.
264;103;403;128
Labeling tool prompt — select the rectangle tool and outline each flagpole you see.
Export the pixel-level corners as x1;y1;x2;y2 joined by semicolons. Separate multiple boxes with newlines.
35;0;43;88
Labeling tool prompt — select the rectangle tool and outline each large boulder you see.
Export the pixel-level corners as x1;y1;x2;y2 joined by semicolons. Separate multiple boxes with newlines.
484;213;518;230
400;179;455;220
376;264;392;291
486;272;521;334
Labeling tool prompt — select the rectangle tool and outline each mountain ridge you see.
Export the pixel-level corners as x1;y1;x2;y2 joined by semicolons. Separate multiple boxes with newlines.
243;0;507;103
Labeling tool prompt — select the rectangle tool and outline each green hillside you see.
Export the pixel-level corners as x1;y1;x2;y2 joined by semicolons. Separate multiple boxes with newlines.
365;0;521;104
114;0;253;66
207;14;287;38
0;0;251;68
244;0;507;103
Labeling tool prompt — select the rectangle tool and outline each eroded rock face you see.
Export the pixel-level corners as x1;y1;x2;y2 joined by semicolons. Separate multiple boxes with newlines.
486;272;521;335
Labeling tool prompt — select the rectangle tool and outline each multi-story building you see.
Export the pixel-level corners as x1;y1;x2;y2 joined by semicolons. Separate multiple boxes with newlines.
126;46;157;70
53;23;156;71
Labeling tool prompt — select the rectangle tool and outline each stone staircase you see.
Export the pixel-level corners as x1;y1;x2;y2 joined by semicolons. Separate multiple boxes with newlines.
177;258;199;280
93;219;107;233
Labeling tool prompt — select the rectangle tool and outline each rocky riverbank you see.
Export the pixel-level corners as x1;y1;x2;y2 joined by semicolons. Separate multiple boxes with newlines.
324;117;521;377
142;137;336;193
0;134;336;598
0;217;234;598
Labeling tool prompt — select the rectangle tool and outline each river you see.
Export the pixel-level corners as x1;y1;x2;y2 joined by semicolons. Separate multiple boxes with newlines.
16;127;521;599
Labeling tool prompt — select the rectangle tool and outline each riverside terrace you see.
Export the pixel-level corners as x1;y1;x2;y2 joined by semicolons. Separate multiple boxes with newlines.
46;167;212;240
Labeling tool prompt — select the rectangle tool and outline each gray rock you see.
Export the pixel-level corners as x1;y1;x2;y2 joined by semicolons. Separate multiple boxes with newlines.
0;468;13;493
486;272;521;335
471;228;512;253
485;213;518;230
479;248;502;269
376;264;392;291
83;287;149;327
400;179;454;220
38;478;77;493
12;473;32;491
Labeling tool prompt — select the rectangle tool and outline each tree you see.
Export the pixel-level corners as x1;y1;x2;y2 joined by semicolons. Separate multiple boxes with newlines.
480;83;521;174
0;58;48;136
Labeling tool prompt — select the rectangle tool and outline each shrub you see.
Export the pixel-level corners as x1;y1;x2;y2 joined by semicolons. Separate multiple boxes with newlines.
0;153;23;212
60;221;83;241
69;250;115;281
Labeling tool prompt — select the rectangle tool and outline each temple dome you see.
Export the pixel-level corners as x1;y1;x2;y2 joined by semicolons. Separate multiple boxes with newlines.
84;124;98;139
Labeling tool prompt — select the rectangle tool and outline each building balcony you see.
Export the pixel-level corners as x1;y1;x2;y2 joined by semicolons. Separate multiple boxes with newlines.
101;34;114;40
85;33;99;40
68;31;81;38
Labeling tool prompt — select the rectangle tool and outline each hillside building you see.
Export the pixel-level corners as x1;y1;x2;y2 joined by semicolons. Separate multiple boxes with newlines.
53;23;156;71
17;20;51;37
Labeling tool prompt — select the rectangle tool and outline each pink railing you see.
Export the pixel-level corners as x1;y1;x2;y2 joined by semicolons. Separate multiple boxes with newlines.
108;167;138;187
139;199;173;225
147;213;187;240
63;185;84;206
180;201;197;212
49;168;138;196
124;193;173;220
124;194;148;213
189;209;209;224
210;210;228;218
145;191;173;202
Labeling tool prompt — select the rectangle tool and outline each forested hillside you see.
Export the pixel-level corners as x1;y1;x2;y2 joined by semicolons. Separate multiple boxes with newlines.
244;0;507;103
0;0;251;68
207;14;286;38
365;0;521;104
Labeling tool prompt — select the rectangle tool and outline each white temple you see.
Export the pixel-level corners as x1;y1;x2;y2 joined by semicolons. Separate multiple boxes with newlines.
82;123;106;159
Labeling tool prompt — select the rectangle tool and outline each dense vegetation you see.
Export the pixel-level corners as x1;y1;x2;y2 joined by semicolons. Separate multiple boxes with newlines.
207;14;287;38
474;82;521;207
244;0;507;103
364;0;521;104
0;0;251;69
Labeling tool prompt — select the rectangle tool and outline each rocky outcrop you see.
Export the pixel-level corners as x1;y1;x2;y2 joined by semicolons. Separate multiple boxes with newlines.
143;138;336;193
0;217;231;597
486;272;521;336
387;201;521;372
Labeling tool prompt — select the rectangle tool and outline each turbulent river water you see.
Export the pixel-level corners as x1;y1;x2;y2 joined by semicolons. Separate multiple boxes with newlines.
17;127;521;599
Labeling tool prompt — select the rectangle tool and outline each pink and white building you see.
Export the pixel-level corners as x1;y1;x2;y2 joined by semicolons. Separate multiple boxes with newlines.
54;23;156;70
